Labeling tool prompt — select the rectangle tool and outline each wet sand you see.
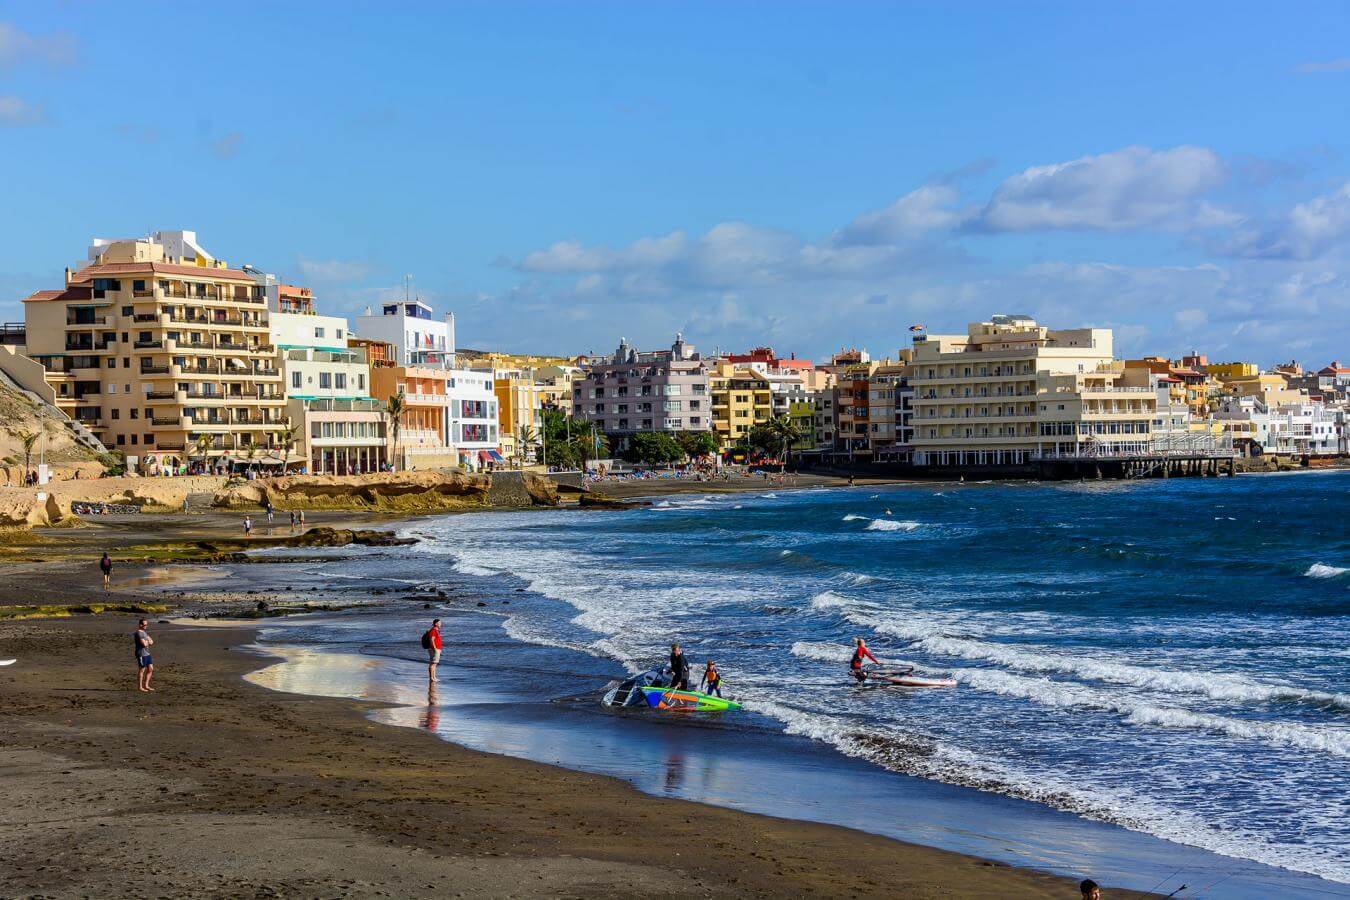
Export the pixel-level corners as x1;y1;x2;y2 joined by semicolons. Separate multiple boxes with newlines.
0;516;1133;898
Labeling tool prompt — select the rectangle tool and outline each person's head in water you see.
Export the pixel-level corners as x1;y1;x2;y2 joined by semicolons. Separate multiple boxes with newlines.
1079;879;1100;900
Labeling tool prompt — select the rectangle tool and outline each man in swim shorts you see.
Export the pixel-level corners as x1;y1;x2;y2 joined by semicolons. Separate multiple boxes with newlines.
134;618;154;692
424;618;443;683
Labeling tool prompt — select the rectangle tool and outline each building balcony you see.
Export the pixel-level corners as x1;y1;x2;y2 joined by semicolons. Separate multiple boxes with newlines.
133;313;161;323
140;365;171;375
151;416;187;428
65;316;109;327
133;340;163;349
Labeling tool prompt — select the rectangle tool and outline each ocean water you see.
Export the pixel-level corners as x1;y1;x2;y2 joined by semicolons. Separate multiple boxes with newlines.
388;472;1350;886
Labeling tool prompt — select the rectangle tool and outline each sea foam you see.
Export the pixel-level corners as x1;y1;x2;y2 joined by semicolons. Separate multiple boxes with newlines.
1305;563;1349;579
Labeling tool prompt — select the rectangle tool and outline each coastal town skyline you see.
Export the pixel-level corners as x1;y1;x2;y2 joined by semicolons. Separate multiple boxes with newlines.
5;5;1350;363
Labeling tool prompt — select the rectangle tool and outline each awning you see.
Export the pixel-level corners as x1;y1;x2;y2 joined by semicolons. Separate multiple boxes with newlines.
488;450;505;463
477;450;492;461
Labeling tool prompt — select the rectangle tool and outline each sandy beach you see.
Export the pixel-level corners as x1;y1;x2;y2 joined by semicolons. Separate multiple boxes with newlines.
0;502;1136;899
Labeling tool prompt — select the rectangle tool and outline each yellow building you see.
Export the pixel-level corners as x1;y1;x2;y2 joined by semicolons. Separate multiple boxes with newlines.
493;368;545;464
710;360;773;452
1207;361;1259;382
911;316;1155;465
1224;373;1307;407
23;233;285;471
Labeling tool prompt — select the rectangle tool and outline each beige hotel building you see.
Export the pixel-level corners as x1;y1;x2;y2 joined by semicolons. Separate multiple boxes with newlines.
23;232;285;470
910;315;1156;466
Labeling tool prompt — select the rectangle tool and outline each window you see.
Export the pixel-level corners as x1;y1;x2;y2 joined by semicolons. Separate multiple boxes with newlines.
111;409;120;420
144;434;153;445
130;435;137;445
319;372;332;389
107;359;116;369
335;373;347;390
291;372;302;389
357;373;365;391
130;409;138;420
123;358;130;368
116;435;125;446
315;327;325;339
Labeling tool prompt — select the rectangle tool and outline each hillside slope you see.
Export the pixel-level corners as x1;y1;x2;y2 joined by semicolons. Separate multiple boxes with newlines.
0;385;104;482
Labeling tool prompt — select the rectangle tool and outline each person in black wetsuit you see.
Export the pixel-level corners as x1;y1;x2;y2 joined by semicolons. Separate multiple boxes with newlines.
668;643;690;690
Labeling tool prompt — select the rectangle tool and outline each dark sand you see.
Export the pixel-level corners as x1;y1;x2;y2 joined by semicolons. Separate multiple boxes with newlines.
0;512;1142;898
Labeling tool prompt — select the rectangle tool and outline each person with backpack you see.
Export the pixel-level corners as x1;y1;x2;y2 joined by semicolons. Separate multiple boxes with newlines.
421;618;443;682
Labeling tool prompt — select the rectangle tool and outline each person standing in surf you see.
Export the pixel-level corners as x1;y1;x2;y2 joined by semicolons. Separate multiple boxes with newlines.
849;636;878;683
422;618;443;683
99;552;112;591
668;643;690;690
699;659;722;697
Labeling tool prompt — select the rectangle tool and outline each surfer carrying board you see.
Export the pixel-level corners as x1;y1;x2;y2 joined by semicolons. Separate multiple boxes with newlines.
849;637;878;683
668;643;691;690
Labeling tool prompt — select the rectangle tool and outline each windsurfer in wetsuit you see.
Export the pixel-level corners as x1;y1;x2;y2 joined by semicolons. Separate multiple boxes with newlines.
850;636;878;683
668;642;690;690
699;660;722;697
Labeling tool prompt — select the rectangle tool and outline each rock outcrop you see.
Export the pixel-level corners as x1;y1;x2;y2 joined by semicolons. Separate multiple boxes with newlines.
212;471;512;512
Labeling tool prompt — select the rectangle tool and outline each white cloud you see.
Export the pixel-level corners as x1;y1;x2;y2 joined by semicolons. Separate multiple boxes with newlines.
0;21;76;69
977;145;1235;232
0;95;44;126
1222;182;1350;260
1295;58;1350;74
833;183;972;246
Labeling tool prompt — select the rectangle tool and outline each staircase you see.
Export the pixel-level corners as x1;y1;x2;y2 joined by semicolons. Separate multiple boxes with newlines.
0;369;108;455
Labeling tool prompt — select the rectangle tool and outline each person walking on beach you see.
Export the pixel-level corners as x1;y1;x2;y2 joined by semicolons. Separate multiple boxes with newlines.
134;618;155;692
99;552;112;591
668;643;690;690
243;515;253;535
289;510;296;532
699;659;722;697
849;637;878;684
421;618;443;682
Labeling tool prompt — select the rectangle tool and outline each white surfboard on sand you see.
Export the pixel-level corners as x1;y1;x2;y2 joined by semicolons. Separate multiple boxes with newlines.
0;659;16;666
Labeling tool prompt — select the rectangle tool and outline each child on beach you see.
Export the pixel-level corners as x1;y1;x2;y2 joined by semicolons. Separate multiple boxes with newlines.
243;515;253;535
699;660;722;697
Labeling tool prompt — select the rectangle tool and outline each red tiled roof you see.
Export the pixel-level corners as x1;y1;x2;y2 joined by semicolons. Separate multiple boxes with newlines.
24;286;93;303
69;261;254;281
1318;360;1349;375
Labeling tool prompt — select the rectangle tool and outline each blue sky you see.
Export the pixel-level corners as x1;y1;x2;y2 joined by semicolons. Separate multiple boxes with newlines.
3;2;1349;365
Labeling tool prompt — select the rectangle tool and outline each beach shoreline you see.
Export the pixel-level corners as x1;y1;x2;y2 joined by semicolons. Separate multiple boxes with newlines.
0;508;1130;899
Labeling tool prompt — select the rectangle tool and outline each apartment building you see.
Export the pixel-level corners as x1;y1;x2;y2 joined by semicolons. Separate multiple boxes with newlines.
356;300;455;367
910;315;1157;466
446;368;501;470
868;358;914;462
573;335;711;437
269;297;385;475
710;360;773;452
23;232;284;471
494;368;544;464
369;363;454;469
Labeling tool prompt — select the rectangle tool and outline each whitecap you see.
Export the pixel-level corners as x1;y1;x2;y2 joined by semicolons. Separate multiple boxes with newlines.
1305;563;1348;579
866;519;920;532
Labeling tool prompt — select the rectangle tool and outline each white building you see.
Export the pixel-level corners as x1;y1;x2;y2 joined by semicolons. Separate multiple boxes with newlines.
355;300;455;367
272;310;386;474
446;368;501;470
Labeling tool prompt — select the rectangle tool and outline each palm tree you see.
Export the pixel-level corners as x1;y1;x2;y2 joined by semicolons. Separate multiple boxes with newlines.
517;425;539;466
192;433;213;473
385;392;406;471
573;425;609;467
274;419;299;469
243;439;260;474
18;431;38;482
763;415;803;473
